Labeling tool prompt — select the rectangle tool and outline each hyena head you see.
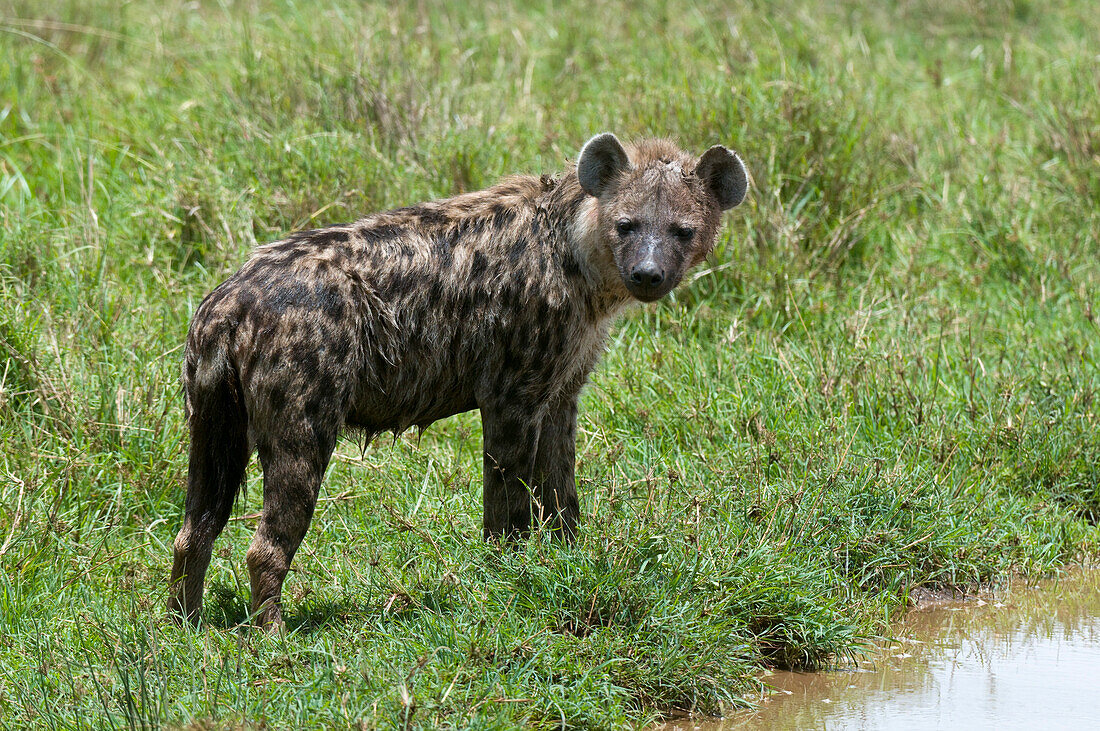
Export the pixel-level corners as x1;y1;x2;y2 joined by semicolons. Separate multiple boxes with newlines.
577;133;748;302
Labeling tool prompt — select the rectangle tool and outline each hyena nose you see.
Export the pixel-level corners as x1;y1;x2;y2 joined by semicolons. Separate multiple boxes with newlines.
630;263;665;289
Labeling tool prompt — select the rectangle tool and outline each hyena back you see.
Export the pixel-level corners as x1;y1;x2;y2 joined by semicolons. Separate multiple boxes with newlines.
168;133;748;628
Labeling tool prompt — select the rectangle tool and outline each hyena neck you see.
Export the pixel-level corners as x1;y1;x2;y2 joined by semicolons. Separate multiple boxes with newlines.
547;170;633;321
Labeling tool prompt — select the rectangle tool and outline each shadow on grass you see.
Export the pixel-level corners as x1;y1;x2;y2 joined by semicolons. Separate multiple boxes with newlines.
200;581;454;633
287;597;380;633
202;582;252;629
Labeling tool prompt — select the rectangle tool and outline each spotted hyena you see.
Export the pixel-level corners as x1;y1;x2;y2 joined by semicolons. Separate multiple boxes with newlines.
168;133;748;628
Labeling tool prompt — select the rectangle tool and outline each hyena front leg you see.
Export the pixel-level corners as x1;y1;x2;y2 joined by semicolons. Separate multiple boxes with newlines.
532;391;581;541
246;431;336;630
481;404;541;540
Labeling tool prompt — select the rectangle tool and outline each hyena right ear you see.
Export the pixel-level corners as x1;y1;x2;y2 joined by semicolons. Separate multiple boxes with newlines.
577;132;631;198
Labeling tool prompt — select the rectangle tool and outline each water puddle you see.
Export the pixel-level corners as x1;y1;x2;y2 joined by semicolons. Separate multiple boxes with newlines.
668;568;1100;730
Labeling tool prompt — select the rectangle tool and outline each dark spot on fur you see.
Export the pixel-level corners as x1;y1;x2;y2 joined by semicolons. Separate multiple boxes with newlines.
303;387;328;420
328;335;352;362
498;284;515;308
314;229;350;246
231;287;259;322
383;271;415;299
508;237;527;263
489;203;518;229
359;223;405;244
314;283;345;320
433;234;454;268
470;251;488;281
458;291;475;319
461;217;487;238
299;348;321;375
269;387;287;415
472;287;490;310
268;282;309;315
397;205;450;227
501;340;524;372
561;252;583;279
428;280;444;305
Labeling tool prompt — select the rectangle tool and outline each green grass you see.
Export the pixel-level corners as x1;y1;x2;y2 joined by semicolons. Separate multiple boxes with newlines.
1;0;1098;727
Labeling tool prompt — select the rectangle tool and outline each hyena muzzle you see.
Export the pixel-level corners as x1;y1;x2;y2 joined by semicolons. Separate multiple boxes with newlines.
168;132;748;628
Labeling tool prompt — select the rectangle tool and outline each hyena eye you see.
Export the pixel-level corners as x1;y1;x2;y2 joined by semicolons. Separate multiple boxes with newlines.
615;219;635;236
673;225;695;241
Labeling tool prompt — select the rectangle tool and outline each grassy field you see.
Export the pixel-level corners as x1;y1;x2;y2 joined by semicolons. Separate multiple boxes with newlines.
1;0;1098;727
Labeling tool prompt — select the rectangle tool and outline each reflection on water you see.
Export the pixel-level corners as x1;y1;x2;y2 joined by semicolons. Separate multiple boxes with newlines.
672;569;1100;730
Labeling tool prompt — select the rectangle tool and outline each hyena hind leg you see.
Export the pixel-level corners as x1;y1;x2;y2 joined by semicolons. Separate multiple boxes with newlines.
246;434;336;631
168;377;250;625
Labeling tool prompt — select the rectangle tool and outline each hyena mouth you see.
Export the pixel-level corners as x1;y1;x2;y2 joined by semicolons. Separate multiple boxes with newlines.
625;282;671;302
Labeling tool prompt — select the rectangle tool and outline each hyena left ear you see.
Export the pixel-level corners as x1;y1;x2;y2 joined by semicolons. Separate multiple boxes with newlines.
696;145;748;210
577;133;631;198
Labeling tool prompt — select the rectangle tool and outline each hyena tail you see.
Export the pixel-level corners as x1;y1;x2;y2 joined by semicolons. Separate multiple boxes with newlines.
168;338;250;624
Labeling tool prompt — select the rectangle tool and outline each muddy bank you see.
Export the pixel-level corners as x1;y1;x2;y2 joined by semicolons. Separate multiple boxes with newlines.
664;568;1100;730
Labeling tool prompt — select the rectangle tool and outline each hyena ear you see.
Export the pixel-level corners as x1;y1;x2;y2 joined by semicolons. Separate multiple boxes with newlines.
577;132;631;198
696;145;748;210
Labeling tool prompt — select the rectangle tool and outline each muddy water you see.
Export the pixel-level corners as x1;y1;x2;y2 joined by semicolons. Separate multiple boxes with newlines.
672;569;1100;730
